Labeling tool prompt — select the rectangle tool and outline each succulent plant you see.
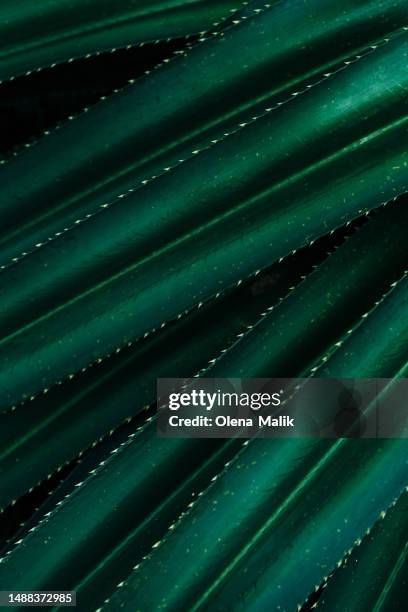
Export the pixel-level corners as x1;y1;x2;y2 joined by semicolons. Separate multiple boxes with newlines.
0;1;407;610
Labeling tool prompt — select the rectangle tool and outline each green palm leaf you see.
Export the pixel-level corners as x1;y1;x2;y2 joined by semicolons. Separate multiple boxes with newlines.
0;0;405;265
0;0;244;82
0;1;407;609
318;487;408;612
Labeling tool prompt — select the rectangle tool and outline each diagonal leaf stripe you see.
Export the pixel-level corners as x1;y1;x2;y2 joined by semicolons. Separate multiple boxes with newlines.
0;3;407;609
0;34;408;410
206;200;408;378
317;487;408;612
100;275;408;612
0;205;406;608
0;0;405;266
0;247;310;509
0;0;244;82
0;115;406;407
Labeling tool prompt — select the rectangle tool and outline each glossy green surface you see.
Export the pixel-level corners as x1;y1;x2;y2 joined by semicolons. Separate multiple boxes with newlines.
0;0;405;266
0;208;406;609
1;33;408;410
0;1;407;609
102;277;408;611
0;0;242;81
0;250;306;508
209;201;408;378
319;488;408;611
